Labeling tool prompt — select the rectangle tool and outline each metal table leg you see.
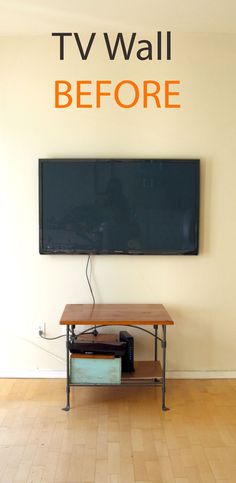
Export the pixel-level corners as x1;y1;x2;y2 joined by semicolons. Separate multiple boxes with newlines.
62;325;70;411
162;325;170;411
154;324;159;384
154;325;158;361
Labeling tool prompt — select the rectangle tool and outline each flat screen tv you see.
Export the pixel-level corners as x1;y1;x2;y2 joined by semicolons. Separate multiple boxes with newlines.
39;159;200;255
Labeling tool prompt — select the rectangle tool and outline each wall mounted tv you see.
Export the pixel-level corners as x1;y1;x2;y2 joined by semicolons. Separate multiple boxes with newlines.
39;158;200;255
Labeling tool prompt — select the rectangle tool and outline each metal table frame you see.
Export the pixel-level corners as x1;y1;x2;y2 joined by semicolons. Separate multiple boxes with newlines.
62;323;169;412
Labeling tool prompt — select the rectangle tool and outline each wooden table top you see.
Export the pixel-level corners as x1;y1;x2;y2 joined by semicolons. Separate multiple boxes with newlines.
59;304;174;326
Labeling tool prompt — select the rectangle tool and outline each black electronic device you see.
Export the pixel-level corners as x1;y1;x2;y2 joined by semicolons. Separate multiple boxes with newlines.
119;330;135;372
69;333;126;357
39;158;200;255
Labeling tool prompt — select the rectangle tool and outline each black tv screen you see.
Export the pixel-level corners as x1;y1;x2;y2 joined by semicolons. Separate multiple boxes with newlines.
39;159;200;255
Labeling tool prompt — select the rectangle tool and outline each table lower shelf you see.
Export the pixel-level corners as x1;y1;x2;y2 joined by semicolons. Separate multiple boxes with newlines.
69;360;162;386
121;360;162;386
122;360;162;379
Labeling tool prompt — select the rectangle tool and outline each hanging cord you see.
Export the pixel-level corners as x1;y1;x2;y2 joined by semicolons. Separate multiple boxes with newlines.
86;254;95;305
39;333;66;340
85;254;97;335
40;257;97;342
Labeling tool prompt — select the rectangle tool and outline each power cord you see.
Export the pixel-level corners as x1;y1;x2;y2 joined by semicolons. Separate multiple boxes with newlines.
85;254;98;334
39;331;66;340
38;254;96;341
86;254;95;305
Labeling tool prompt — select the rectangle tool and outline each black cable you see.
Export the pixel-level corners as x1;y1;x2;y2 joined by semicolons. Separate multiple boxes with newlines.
76;325;103;338
39;255;96;342
86;254;95;305
39;333;66;340
40;257;96;342
76;324;158;338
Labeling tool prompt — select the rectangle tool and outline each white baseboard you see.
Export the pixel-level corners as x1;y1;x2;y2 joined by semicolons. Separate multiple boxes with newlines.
0;370;236;379
167;371;236;379
0;370;66;378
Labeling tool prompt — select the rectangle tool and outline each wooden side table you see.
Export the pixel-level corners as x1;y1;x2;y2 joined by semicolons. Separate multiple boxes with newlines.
59;304;174;411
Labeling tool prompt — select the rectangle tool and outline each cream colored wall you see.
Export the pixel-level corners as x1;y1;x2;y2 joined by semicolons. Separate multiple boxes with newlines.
0;31;236;374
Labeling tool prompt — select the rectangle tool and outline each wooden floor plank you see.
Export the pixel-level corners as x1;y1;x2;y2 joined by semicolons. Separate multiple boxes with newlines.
0;379;236;482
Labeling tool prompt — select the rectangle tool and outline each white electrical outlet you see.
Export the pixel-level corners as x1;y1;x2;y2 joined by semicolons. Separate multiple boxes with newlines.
38;323;46;337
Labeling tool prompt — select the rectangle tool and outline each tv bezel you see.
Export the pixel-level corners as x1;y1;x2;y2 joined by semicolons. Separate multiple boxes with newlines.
39;158;200;255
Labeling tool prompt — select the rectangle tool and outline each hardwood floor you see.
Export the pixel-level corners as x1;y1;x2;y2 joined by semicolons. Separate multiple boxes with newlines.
0;379;236;482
